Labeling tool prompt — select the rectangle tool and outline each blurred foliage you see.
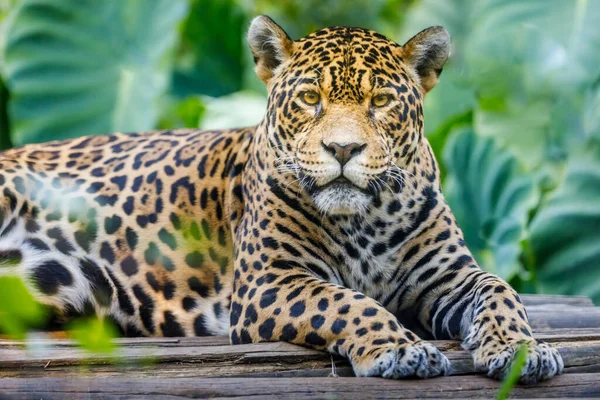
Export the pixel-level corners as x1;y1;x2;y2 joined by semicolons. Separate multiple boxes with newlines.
403;0;600;302
529;142;600;302
0;0;597;351
157;95;205;130
496;344;528;400
171;0;246;98
245;0;415;38
200;91;266;130
0;77;9;149
444;128;540;282
0;276;119;354
69;317;119;354
0;276;47;339
3;0;187;145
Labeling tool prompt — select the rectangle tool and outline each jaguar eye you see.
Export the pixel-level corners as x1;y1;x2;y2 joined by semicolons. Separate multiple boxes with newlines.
371;94;392;108
300;90;321;106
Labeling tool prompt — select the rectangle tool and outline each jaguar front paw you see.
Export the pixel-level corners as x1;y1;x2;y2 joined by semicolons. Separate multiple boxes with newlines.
351;340;452;379
472;339;563;384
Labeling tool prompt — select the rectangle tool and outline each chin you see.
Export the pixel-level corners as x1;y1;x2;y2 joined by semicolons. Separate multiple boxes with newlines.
311;183;372;216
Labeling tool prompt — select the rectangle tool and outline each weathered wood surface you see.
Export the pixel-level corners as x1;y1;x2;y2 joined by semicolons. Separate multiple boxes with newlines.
0;294;599;399
2;374;600;400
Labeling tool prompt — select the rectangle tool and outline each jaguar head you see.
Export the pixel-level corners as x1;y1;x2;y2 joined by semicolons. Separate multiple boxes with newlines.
249;15;450;215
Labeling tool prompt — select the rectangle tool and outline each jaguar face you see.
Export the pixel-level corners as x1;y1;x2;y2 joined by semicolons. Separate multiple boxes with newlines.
248;16;450;215
293;83;404;216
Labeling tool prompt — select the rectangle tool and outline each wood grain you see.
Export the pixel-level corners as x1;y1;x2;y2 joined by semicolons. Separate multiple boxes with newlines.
1;374;599;399
1;294;599;398
0;330;598;379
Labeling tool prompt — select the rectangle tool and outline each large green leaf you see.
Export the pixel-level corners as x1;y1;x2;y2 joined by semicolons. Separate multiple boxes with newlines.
171;0;246;99
466;1;600;167
443;128;540;281
3;0;187;145
467;1;600;93
529;141;600;303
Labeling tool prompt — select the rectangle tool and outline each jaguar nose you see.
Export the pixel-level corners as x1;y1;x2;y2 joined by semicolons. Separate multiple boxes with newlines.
322;141;366;167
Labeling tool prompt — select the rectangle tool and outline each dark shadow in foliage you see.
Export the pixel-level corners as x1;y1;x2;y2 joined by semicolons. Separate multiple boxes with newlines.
0;78;11;150
171;0;246;99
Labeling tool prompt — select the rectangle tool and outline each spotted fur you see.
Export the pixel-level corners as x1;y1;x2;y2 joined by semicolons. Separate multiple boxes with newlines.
0;16;562;383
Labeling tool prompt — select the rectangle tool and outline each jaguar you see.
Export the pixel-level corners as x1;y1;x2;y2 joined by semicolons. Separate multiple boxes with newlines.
0;15;563;382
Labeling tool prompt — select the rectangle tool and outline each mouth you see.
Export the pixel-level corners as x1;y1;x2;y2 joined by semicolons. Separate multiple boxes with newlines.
323;176;354;188
312;176;370;195
308;175;374;215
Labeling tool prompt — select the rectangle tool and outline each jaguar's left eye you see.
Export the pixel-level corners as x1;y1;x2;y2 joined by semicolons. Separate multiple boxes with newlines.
300;90;321;106
371;94;392;108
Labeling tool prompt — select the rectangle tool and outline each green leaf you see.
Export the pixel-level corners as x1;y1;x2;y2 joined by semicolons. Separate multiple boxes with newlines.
157;95;205;130
465;1;600;166
0;276;47;339
69;317;119;355
426;109;472;181
496;344;528;400
3;0;187;146
443;129;540;281
474;99;555;169
467;1;600;93
529;141;600;303
171;0;246;98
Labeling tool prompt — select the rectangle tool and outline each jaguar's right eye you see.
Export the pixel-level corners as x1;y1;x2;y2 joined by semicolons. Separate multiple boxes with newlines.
371;94;392;108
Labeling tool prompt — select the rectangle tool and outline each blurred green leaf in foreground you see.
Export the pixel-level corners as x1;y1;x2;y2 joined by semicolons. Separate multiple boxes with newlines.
496;344;528;400
0;276;46;339
69;317;119;355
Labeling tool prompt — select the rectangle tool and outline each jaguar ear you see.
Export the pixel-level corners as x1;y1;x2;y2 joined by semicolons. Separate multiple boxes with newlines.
402;26;451;93
248;15;294;84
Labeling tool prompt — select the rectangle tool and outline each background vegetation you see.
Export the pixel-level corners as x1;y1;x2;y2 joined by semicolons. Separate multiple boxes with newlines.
0;0;598;310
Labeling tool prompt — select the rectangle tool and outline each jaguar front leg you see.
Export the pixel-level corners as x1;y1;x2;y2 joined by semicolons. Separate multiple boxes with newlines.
458;273;564;383
414;247;563;384
230;257;451;379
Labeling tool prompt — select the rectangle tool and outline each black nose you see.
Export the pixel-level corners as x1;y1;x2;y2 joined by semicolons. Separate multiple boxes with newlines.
322;141;366;167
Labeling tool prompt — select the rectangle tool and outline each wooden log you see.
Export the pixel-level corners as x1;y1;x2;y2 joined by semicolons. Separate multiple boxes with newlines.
0;293;598;398
1;331;598;379
527;305;600;329
520;294;595;307
1;374;599;399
